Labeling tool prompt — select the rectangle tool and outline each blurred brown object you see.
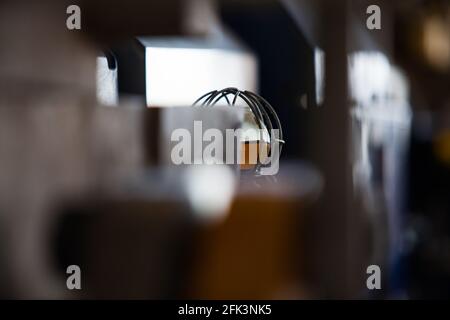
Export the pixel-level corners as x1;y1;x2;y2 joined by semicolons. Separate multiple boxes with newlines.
394;0;450;111
187;165;321;299
188;196;306;299
240;141;270;171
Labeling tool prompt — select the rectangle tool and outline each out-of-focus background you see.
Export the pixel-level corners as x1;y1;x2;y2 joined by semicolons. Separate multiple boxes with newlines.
0;0;449;299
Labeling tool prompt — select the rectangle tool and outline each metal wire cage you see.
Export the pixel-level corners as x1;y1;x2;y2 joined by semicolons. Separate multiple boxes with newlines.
193;87;284;175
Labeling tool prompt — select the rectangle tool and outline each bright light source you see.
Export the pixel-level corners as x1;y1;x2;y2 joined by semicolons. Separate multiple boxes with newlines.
145;47;257;106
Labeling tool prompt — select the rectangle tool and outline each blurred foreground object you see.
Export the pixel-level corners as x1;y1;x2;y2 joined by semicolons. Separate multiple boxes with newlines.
188;163;322;299
53;163;322;299
0;0;244;298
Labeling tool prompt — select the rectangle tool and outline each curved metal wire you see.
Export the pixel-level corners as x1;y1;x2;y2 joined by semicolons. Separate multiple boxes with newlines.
193;88;284;175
